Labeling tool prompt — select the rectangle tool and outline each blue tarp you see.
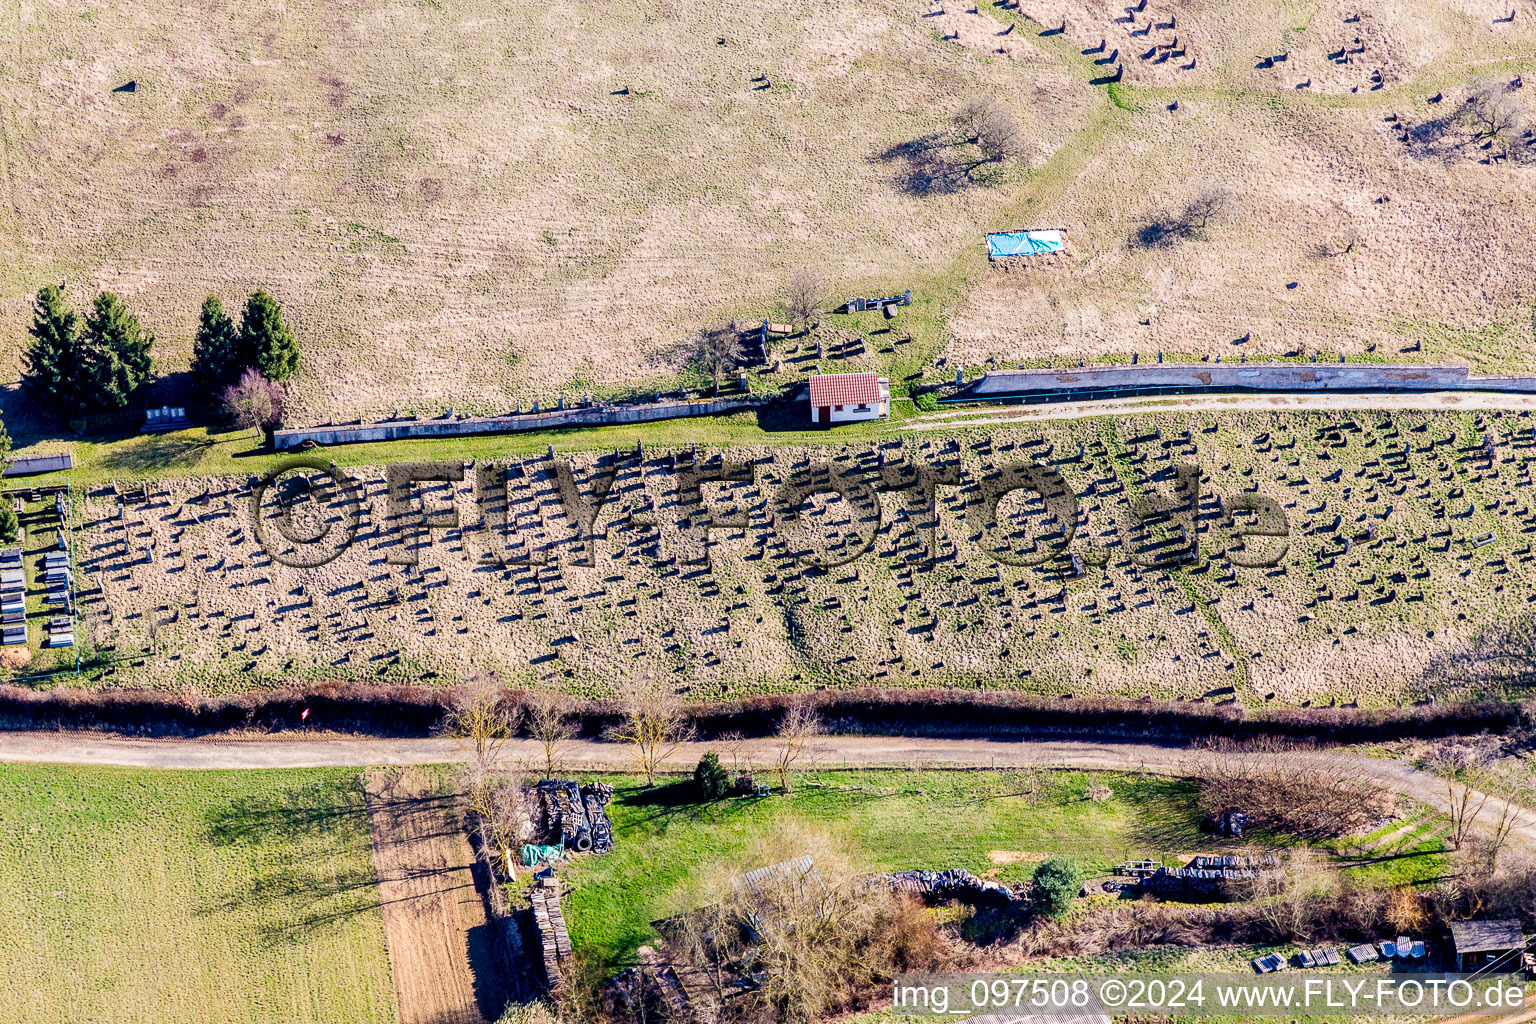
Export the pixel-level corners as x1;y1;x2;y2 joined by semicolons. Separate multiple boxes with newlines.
987;229;1065;258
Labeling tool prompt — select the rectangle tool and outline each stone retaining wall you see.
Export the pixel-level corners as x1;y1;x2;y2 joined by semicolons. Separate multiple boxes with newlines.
273;396;764;450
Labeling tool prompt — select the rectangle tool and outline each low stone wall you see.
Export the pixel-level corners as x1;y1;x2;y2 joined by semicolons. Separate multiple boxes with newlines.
964;362;1475;398
1462;374;1536;392
273;396;765;450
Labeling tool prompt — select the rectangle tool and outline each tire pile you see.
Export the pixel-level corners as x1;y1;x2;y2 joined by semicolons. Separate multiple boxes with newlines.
532;780;615;854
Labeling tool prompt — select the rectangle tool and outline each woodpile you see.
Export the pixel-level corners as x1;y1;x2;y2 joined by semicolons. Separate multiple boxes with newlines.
530;878;573;992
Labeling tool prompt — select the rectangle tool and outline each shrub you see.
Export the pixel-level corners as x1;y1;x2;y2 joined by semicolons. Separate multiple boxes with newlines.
0;505;17;545
1032;857;1082;919
913;391;938;412
221;368;286;435
1190;738;1395;838
694;750;731;800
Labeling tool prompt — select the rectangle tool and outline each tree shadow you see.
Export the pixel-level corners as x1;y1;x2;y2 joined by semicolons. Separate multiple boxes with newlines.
874;135;977;197
99;431;227;473
197;776;402;944
624;779;705;807
466;921;513;1020
1129;190;1230;250
754;396;818;432
1412;611;1536;701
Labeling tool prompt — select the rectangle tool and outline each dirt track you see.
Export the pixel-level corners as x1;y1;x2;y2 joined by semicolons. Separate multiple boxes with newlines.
901;389;1536;432
3;732;1530;846
364;768;505;1024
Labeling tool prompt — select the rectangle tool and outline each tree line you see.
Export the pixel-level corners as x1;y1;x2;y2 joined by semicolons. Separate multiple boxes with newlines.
23;286;299;425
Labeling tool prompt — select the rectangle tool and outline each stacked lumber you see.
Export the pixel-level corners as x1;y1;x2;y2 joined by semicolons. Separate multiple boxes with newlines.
530;879;573;991
636;947;692;1019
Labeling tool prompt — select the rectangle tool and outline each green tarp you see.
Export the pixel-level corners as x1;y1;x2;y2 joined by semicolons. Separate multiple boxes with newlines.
522;843;565;866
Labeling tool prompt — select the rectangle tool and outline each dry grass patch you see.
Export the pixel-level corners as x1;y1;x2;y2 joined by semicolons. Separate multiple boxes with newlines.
948;94;1536;369
0;0;1089;422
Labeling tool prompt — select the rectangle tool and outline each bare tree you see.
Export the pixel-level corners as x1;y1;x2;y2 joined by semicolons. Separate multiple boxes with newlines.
1432;750;1533;866
464;759;532;874
1429;743;1498;849
784;270;829;336
1483;775;1532;872
771;701;822;793
1187;738;1394;838
1464;78;1525;149
706;829;947;1021
953;98;1029;171
441;669;519;769
221;367;286;436
697;321;744;396
526;690;577;780
609;675;694;785
1313;227;1361;259
1238;848;1337;943
1133;188;1231;248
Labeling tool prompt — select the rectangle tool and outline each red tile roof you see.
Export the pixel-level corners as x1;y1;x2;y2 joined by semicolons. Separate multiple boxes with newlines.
808;372;883;407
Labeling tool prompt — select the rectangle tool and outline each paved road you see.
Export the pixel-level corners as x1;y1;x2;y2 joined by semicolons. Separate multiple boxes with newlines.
1;731;1529;845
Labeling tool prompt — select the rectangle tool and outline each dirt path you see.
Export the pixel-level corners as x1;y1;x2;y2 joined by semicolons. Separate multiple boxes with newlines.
1435;991;1536;1024
364;768;505;1024
3;731;1531;846
899;389;1536;432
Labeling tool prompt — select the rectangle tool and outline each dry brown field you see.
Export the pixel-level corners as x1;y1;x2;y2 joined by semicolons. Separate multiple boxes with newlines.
0;0;1087;422
364;768;504;1024
3;0;1533;428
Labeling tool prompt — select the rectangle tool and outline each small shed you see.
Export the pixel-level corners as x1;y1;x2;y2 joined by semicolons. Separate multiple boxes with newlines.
1449;919;1526;972
807;372;889;425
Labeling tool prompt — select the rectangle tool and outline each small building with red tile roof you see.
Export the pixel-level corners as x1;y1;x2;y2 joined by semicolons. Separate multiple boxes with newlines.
807;372;889;425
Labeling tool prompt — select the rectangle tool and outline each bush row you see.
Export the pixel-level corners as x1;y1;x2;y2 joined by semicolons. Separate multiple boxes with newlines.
0;682;1520;743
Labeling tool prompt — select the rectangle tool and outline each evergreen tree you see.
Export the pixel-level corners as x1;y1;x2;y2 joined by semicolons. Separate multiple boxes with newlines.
190;295;242;394
22;285;80;408
1031;857;1083;920
693;751;731;801
78;292;154;410
239;290;299;382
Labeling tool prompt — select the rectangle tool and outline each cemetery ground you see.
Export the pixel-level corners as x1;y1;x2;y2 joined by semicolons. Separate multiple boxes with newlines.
0;762;397;1024
44;406;1536;709
3;0;1536;428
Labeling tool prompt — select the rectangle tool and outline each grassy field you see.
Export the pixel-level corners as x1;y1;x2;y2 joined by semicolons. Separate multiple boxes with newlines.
557;767;1450;971
562;768;1216;968
45;406;1536;708
0;763;398;1024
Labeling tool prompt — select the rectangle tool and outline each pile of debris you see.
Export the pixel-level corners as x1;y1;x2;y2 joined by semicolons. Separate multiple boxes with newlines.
1141;854;1282;900
886;868;1015;904
531;779;615;853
